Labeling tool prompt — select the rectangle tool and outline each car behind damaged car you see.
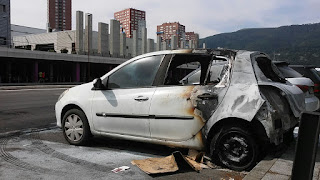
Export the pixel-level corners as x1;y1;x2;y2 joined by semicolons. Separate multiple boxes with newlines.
55;49;305;171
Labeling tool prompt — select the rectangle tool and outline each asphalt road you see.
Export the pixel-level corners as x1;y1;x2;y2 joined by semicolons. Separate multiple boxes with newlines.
0;129;246;180
0;88;66;134
0;88;247;179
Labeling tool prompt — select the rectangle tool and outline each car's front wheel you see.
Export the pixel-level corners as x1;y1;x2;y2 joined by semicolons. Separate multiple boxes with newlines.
210;125;259;171
62;109;91;145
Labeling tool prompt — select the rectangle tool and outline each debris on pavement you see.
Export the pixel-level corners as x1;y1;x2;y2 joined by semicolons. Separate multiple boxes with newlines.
131;150;208;174
111;166;130;173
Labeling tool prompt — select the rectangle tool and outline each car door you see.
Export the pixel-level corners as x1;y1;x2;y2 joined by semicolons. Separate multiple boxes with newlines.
149;54;223;141
91;55;163;137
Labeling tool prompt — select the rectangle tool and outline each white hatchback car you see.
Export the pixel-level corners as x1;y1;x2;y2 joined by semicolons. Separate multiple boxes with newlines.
55;49;305;171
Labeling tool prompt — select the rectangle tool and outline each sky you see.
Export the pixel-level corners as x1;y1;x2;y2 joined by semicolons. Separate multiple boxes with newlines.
10;0;320;40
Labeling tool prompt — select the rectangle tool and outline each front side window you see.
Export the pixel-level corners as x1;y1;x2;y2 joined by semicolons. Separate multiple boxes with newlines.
108;55;163;89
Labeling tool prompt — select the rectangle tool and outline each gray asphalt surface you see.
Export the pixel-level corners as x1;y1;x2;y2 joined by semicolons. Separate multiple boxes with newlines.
0;129;246;180
0;88;66;134
0;88;247;179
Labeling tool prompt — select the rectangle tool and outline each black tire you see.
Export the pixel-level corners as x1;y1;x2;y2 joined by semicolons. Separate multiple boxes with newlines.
62;109;91;146
210;125;259;171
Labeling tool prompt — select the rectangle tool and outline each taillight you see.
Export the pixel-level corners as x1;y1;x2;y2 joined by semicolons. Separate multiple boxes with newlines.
296;85;309;92
314;84;320;93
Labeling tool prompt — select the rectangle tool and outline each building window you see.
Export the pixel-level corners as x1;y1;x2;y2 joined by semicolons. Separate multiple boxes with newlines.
0;5;5;13
0;37;6;45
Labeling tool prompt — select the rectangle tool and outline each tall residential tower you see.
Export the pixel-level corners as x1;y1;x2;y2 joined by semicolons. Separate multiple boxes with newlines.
47;0;72;31
157;22;185;47
0;0;10;47
114;8;146;38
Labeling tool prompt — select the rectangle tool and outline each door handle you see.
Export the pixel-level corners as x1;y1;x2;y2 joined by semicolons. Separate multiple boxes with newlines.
197;93;218;100
134;96;149;102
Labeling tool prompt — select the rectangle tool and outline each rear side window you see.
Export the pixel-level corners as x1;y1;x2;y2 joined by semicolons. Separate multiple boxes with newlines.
182;64;225;85
277;65;302;78
256;57;286;83
108;55;163;89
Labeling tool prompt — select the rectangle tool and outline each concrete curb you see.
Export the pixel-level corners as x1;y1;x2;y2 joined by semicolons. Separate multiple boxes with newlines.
243;157;277;180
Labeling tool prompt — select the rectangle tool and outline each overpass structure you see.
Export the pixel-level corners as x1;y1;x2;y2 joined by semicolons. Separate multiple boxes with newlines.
0;47;127;84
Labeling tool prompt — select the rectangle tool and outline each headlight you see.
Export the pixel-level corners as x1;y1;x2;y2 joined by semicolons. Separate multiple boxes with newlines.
58;89;69;101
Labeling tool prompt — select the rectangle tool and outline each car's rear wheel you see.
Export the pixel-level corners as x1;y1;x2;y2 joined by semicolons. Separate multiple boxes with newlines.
62;109;90;145
210;125;259;171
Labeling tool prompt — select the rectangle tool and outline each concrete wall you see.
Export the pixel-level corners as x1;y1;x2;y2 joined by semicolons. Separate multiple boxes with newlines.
57;31;75;53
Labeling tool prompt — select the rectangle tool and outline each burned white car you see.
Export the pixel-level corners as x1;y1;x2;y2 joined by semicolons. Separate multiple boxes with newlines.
55;49;305;171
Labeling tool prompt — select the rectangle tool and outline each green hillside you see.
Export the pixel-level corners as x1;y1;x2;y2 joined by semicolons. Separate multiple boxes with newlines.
200;23;320;66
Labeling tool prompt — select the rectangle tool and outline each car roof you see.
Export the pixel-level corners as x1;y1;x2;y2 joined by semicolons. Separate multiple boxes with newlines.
129;48;242;61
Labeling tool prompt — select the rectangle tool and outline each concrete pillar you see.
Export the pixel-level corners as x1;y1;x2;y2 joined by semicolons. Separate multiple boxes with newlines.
76;11;84;54
162;41;168;50
203;42;206;49
180;41;185;49
141;28;147;54
98;22;109;56
81;64;87;82
76;63;80;82
147;39;154;53
190;40;195;49
33;61;38;82
171;35;178;50
120;32;126;58
85;13;93;54
110;19;120;57
6;62;11;83
188;40;192;49
132;30;138;57
156;36;162;51
50;64;54;82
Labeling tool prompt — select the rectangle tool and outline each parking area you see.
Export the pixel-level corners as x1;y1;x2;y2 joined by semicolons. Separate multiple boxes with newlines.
0;128;246;180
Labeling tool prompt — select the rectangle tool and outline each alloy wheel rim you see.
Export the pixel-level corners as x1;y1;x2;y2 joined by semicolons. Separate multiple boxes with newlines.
64;114;84;142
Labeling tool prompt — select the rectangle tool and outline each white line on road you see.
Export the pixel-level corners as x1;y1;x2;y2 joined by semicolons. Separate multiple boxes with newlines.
0;88;68;92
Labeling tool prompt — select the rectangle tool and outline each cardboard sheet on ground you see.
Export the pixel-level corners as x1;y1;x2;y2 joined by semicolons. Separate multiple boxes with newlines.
131;150;204;174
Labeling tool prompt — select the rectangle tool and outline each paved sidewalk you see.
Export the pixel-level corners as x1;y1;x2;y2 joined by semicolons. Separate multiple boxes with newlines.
244;141;320;180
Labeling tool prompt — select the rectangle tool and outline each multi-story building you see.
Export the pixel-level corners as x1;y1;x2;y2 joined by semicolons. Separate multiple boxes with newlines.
157;22;185;47
114;8;146;38
47;0;72;31
0;0;10;47
185;32;199;48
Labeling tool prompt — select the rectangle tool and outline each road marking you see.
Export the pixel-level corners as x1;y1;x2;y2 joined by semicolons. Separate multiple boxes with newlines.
0;88;68;92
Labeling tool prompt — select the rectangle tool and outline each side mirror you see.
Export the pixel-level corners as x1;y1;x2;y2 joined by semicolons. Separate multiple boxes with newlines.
92;78;105;90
